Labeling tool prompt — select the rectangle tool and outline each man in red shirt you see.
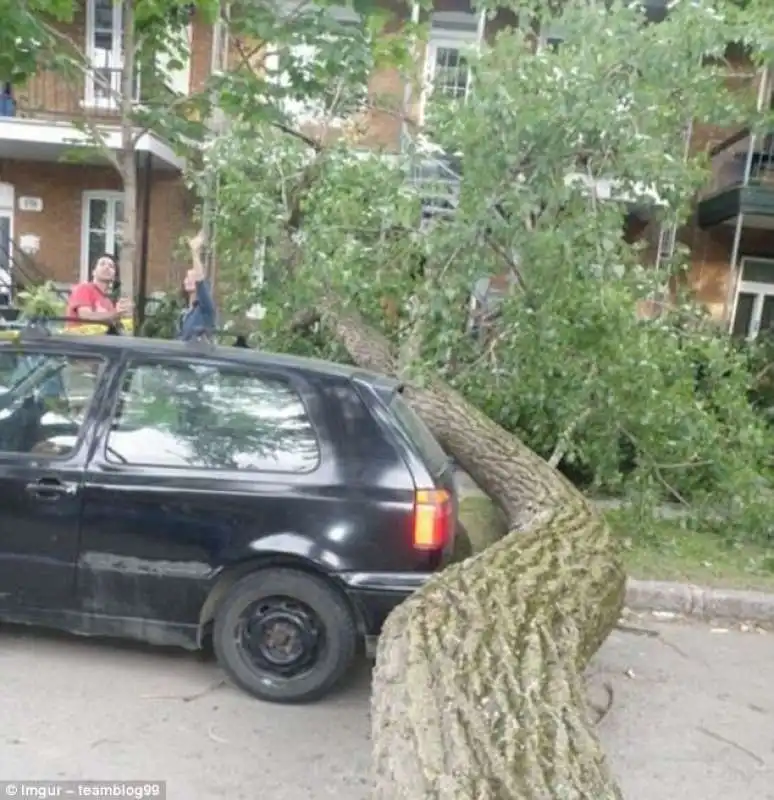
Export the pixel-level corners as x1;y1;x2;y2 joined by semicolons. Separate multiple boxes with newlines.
66;254;133;332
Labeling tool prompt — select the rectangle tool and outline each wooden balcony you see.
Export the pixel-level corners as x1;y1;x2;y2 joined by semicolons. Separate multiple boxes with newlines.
0;53;183;171
4;52;137;123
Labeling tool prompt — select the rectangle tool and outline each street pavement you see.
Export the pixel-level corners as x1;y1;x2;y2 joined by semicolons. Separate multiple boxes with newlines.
0;615;772;800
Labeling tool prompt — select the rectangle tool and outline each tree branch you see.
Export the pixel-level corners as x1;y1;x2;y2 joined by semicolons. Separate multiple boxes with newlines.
70;117;122;173
618;425;691;506
230;36;323;152
548;407;594;469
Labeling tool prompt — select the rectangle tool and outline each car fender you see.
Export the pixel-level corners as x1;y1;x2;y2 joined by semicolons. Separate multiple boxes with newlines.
196;540;365;646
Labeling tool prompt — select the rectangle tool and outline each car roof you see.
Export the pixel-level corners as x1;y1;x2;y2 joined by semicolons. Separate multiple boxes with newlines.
0;331;398;388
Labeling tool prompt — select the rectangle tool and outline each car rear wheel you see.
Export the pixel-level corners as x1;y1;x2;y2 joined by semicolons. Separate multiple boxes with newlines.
212;568;358;704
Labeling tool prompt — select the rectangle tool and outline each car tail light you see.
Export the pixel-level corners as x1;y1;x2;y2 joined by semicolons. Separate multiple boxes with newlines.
412;489;452;551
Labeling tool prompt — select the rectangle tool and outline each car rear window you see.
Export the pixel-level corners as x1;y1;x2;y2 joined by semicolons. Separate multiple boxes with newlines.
388;392;449;474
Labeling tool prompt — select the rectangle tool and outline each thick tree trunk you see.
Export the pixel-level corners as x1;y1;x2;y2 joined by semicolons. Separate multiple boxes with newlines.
312;303;627;799
372;382;626;800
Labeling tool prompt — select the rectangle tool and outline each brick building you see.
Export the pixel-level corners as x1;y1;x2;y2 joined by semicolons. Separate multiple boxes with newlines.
388;1;774;340
1;0;772;340
0;0;222;304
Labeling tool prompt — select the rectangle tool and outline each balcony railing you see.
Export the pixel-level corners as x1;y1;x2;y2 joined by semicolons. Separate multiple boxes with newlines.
1;52;142;122
703;128;774;198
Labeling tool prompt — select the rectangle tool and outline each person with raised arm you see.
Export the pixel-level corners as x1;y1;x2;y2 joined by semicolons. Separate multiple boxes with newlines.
178;231;217;341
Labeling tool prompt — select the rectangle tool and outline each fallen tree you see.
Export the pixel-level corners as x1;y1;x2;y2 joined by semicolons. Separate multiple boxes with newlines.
299;302;626;798
191;1;774;797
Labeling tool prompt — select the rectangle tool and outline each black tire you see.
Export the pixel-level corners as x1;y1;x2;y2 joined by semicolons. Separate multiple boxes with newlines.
212;568;358;704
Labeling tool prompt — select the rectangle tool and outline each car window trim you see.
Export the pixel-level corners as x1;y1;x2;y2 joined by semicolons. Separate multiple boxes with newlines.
99;354;325;476
0;346;110;463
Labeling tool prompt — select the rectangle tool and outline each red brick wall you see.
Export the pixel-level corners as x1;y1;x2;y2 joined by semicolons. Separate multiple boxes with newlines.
190;11;215;94
0;160;191;292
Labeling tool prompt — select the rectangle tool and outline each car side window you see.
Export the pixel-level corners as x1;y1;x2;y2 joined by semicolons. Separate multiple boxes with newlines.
106;360;321;473
0;351;104;457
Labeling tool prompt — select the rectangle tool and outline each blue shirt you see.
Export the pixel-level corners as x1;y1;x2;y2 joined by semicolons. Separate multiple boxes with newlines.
178;279;217;341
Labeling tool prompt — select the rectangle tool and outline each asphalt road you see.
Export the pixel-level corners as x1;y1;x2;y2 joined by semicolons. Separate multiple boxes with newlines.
0;614;772;800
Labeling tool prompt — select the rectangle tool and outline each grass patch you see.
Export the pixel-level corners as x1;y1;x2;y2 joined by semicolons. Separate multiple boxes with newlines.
456;490;774;592
606;509;774;592
455;495;508;561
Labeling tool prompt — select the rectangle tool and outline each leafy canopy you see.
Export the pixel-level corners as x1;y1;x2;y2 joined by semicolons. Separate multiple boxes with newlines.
191;0;774;541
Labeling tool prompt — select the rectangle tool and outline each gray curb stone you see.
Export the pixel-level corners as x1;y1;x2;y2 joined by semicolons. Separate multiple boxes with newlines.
454;468;774;622
625;579;774;623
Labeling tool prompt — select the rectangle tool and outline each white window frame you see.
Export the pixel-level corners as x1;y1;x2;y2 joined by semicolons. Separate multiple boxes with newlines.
732;256;774;339
0;182;15;301
420;15;478;125
157;23;193;96
84;0;124;110
0;212;13;300
81;191;125;281
211;9;231;75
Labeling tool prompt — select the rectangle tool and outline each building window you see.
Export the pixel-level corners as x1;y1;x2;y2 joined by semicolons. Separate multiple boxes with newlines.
428;46;471;100
105;361;321;472
211;11;231;75
81;191;124;282
85;0;124;109
731;257;774;339
158;23;193;95
420;12;479;124
538;22;565;53
0;210;12;306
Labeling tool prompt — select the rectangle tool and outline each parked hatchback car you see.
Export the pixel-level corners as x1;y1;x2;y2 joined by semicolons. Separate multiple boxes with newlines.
0;325;457;703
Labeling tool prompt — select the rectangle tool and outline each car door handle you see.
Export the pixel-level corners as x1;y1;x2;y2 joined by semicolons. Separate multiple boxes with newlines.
25;479;79;500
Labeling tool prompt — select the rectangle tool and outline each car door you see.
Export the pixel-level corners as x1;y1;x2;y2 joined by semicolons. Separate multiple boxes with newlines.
0;344;111;610
76;354;332;630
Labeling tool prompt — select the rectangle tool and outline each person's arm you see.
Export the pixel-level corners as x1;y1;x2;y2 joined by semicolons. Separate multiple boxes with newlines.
75;307;118;322
188;231;217;322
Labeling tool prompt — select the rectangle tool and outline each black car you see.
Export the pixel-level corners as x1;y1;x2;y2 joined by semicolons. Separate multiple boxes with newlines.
0;325;457;703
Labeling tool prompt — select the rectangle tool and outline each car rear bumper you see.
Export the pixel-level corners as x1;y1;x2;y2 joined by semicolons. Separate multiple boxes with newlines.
337;572;431;657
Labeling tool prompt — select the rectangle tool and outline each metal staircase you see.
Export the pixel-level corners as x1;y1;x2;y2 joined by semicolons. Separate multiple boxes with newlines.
654;223;677;272
0;237;69;321
402;130;462;223
649;120;694;310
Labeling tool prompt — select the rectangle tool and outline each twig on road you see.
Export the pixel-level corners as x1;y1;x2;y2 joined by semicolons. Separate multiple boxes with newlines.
588;680;615;725
616;621;691;659
141;679;227;702
207;725;229;744
615;623;660;638
697;725;765;767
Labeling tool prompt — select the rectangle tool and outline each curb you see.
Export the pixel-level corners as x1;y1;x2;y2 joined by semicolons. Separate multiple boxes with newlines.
453;469;774;623
625;579;774;623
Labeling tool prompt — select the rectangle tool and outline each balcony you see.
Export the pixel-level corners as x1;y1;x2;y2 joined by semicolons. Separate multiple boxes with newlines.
1;48;145;123
697;129;774;229
0;57;183;171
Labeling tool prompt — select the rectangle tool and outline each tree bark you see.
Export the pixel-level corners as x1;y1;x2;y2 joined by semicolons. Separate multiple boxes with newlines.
118;0;137;307
310;302;627;800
